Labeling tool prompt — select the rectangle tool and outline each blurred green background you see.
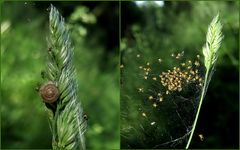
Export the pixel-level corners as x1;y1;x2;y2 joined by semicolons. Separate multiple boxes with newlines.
1;1;119;149
120;1;239;149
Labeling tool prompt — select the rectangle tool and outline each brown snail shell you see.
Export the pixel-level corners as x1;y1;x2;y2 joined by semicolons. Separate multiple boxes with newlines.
39;81;59;103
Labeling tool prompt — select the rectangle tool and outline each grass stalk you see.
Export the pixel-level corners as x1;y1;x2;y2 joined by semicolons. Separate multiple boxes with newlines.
39;5;87;150
185;69;209;149
185;14;223;149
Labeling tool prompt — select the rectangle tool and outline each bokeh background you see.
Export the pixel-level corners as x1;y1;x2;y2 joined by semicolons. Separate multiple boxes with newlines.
121;1;239;149
1;1;119;149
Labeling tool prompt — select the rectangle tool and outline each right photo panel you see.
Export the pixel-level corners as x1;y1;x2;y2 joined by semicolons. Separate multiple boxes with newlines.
120;1;239;149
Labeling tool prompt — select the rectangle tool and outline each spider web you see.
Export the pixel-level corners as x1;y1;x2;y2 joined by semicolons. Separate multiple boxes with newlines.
120;50;204;149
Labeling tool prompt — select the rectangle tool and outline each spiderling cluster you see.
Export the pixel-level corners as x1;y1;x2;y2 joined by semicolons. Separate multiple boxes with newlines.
160;57;203;94
134;51;203;111
120;50;204;148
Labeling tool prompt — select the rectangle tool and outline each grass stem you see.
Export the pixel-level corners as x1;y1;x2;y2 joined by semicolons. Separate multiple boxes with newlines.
185;68;209;149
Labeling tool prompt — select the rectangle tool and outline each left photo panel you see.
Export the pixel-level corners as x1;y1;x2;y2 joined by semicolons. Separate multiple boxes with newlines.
1;1;119;149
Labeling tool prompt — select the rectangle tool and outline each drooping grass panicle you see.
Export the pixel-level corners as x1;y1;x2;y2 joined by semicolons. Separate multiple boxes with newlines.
186;14;223;149
42;5;87;150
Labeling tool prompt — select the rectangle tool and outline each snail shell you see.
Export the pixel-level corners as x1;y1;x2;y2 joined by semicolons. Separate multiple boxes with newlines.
39;81;59;103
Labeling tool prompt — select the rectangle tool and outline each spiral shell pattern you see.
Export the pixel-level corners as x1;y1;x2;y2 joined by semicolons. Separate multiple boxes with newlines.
40;81;59;103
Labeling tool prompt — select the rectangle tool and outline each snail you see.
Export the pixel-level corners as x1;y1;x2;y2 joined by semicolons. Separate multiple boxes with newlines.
39;81;59;103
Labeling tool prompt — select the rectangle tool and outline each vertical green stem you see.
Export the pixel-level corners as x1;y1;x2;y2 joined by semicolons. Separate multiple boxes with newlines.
185;68;210;149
